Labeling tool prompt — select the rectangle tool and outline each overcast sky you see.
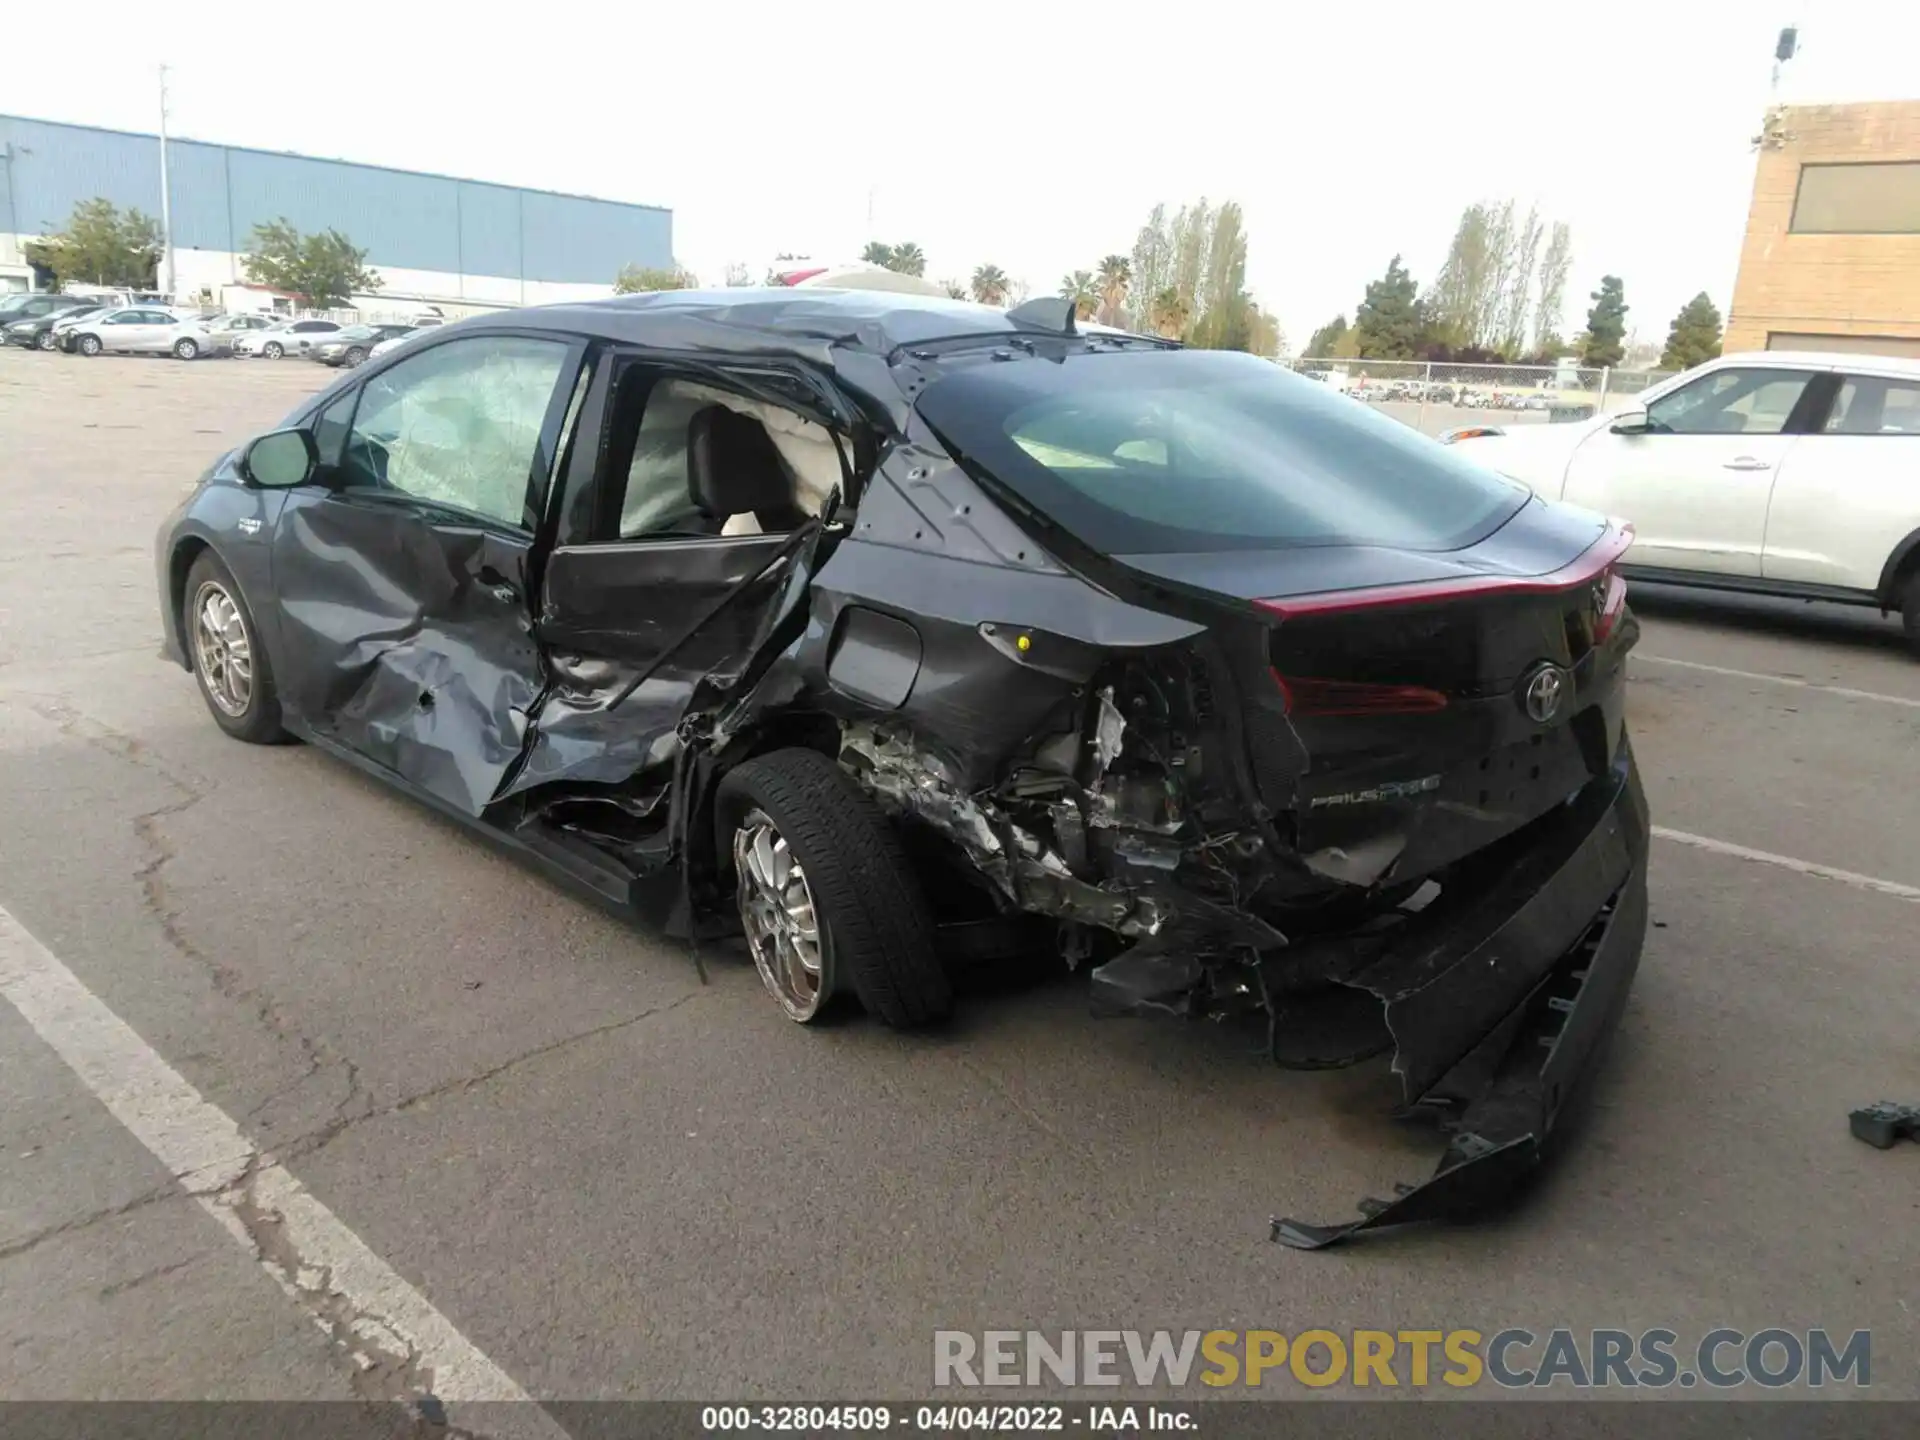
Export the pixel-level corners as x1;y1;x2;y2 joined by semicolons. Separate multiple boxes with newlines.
9;1;1916;349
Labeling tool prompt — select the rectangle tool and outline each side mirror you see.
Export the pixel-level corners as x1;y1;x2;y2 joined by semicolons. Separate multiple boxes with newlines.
239;428;318;488
1609;408;1654;436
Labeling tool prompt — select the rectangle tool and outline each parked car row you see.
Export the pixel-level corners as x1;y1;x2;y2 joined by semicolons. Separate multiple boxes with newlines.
1;296;443;362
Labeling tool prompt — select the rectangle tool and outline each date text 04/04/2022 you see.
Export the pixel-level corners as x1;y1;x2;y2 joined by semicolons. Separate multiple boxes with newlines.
698;1403;1196;1431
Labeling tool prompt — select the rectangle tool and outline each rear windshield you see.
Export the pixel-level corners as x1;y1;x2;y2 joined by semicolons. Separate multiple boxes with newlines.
915;349;1528;554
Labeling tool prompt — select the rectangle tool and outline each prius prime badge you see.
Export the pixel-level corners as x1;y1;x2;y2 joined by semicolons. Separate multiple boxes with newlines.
1522;663;1568;723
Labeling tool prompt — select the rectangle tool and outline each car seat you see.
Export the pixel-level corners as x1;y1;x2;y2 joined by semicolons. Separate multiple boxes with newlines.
686;405;809;535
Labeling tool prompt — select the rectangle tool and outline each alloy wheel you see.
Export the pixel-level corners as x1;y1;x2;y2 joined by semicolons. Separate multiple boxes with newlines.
190;581;254;718
733;809;829;1021
35;331;56;351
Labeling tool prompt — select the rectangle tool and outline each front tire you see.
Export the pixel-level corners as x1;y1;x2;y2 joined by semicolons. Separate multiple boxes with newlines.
77;334;102;357
262;341;284;359
184;553;288;744
717;748;951;1028
173;338;199;360
344;346;368;368
35;330;56;352
1902;575;1920;659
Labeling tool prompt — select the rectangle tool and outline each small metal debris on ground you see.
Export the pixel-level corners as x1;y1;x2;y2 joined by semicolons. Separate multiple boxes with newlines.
1848;1102;1920;1149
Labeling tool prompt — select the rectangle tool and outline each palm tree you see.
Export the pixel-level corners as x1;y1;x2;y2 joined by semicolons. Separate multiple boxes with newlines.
861;241;894;268
1060;270;1099;321
1096;254;1132;325
888;242;927;277
971;263;1011;306
1150;286;1190;340
940;278;968;300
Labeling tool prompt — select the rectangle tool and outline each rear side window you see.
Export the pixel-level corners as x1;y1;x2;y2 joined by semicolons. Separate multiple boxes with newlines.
915;349;1528;554
1824;375;1920;435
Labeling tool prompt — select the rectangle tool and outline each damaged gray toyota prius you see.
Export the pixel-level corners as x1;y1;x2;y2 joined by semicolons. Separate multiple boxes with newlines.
155;289;1649;1246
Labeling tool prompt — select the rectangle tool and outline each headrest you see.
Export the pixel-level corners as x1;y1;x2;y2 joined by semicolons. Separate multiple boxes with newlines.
687;405;794;520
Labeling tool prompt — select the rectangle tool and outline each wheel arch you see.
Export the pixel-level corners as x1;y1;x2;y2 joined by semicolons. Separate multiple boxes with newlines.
167;535;218;666
1875;527;1920;609
705;715;846;873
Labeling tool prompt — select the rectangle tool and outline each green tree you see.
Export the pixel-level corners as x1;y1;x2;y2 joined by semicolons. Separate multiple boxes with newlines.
242;219;382;309
1580;275;1628;368
1352;255;1427;359
860;241;894;268
1304;315;1349;358
1129;204;1174;327
1189;203;1249;349
1059;271;1100;320
1659;291;1723;371
1148;286;1189;340
22;198;162;288
970;263;1011;305
1096;253;1132;325
1534;222;1574;352
613;264;696;293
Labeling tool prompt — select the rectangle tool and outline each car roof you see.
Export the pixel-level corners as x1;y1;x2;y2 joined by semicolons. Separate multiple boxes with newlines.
475;288;1146;360
1714;349;1920;381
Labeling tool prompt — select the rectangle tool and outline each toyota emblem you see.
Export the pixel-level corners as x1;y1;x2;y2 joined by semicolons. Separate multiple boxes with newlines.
1522;664;1568;723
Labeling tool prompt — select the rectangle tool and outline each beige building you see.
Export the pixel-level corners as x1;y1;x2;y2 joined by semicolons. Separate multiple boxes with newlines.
1725;100;1920;357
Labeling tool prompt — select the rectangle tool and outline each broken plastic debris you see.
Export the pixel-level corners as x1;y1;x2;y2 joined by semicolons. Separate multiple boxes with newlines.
1849;1102;1920;1150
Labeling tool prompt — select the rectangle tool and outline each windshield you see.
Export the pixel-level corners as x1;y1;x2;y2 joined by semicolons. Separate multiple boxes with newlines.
915;349;1529;555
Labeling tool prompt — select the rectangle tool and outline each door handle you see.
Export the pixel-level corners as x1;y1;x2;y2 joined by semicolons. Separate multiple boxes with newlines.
1722;457;1772;471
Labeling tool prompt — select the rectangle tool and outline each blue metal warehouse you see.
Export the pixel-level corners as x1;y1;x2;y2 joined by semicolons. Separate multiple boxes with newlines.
0;113;674;308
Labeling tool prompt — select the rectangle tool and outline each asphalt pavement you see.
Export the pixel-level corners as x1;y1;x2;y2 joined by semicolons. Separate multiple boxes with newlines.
1;347;1916;1411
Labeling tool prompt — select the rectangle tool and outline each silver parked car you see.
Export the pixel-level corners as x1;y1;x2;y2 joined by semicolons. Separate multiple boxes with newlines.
231;318;343;358
66;307;216;359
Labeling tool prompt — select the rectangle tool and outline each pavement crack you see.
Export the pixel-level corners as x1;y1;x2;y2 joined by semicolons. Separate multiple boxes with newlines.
220;1155;438;1404
281;990;706;1163
950;1053;1094;1166
0;1183;184;1263
98;1255;199;1298
22;695;361;1119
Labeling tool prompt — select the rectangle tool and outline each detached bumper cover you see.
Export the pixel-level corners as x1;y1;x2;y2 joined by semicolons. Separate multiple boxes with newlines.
1272;737;1650;1247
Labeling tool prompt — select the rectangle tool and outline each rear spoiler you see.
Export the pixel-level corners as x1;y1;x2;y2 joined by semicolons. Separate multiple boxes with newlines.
1255;524;1635;620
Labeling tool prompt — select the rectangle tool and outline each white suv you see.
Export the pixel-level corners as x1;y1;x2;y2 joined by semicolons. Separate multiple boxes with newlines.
1444;351;1920;652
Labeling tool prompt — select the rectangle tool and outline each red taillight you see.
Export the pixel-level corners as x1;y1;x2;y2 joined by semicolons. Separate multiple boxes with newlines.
1592;566;1628;643
1272;671;1448;716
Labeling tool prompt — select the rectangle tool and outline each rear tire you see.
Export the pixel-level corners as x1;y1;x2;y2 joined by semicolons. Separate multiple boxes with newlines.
173;338;199;360
77;334;102;357
717;748;951;1028
184;552;289;744
262;341;284;359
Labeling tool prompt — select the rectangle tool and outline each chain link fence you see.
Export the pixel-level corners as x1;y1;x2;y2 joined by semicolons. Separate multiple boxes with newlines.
1278;358;1675;438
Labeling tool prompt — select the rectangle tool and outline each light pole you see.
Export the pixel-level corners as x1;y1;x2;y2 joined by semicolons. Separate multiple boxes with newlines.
157;65;175;299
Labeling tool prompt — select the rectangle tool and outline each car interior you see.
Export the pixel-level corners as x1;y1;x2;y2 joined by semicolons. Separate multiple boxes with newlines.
606;375;837;541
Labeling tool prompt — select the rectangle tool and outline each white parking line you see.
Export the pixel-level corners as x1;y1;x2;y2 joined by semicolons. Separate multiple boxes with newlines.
1653;827;1920;902
1635;654;1920;710
0;902;560;1433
